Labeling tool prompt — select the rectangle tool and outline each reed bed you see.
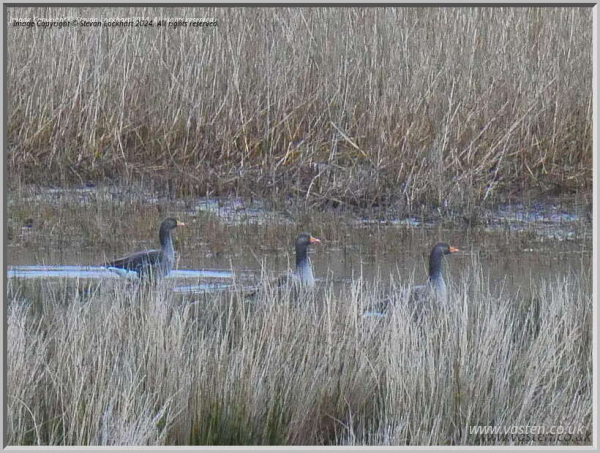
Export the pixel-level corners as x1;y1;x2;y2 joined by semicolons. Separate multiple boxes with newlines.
6;260;592;446
6;8;593;445
7;7;592;211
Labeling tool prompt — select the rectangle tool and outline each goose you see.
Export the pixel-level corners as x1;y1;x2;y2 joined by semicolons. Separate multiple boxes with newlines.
364;242;459;317
246;232;321;297
276;232;321;288
105;218;185;279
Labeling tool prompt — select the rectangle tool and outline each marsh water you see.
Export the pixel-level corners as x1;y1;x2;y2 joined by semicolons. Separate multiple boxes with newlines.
7;187;592;298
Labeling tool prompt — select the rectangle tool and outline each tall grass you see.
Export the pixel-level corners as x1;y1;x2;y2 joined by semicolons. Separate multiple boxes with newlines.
7;260;592;446
7;7;592;210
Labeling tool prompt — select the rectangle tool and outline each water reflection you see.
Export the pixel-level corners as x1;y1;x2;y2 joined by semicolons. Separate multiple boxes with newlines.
8;266;234;280
171;283;234;294
6;265;257;295
8;265;120;279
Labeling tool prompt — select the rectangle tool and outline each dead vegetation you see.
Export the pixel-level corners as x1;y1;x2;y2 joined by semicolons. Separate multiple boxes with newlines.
7;7;593;212
6;262;592;446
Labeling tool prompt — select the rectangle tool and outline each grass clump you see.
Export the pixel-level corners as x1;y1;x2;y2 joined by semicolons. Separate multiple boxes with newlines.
6;261;592;446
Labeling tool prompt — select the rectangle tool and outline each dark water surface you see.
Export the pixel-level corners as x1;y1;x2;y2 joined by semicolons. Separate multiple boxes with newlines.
7;190;592;297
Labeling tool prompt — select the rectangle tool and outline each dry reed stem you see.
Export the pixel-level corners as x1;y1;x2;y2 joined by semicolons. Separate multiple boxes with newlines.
7;7;592;209
6;261;592;446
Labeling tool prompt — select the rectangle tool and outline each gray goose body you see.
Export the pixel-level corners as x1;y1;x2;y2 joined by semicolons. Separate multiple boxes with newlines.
364;242;459;317
247;233;321;297
277;233;320;288
105;218;185;278
410;242;458;302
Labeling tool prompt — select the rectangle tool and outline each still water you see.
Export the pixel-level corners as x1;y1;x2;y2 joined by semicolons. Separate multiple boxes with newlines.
7;194;592;297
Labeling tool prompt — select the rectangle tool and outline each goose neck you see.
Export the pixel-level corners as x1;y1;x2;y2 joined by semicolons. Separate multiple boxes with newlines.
295;247;314;285
159;228;175;257
428;248;444;279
